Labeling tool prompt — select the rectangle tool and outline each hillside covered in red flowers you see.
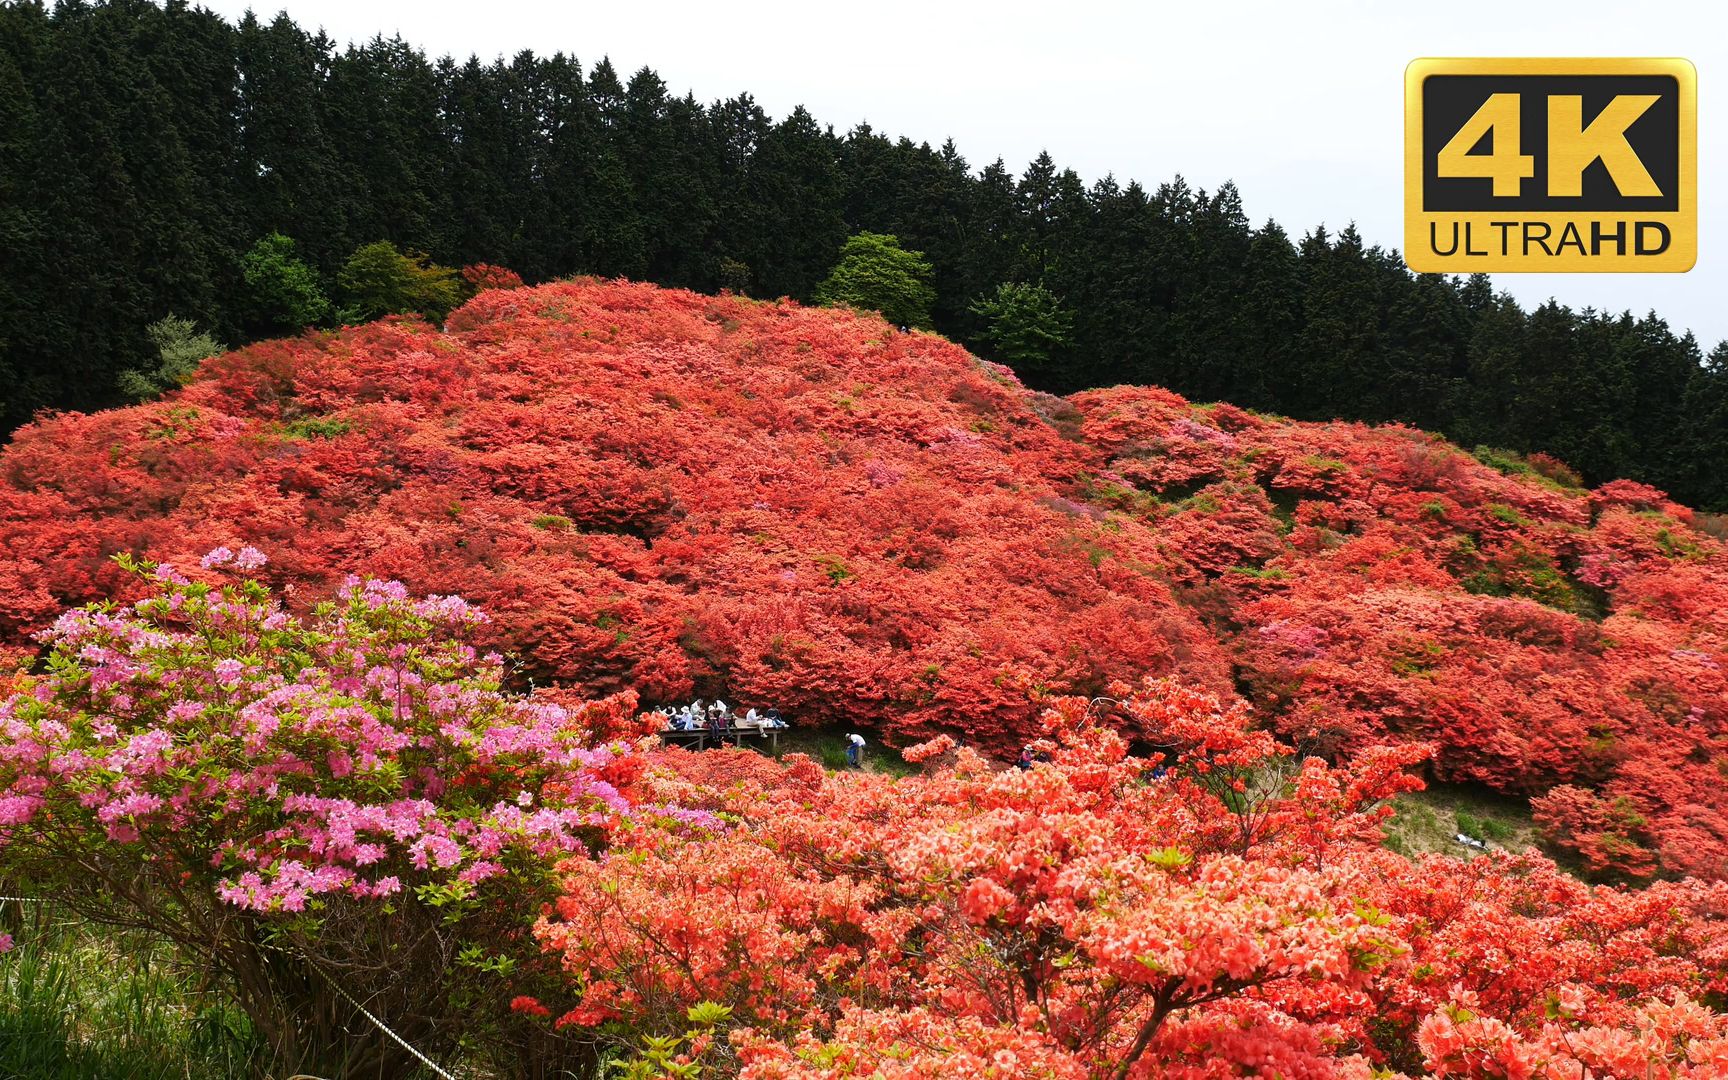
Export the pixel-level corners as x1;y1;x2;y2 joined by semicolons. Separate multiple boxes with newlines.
1;279;1724;879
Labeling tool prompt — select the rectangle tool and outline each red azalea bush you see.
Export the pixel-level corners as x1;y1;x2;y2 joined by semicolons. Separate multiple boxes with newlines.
0;280;1232;754
0;550;664;1076
1416;995;1728;1079
521;680;1728;1078
0;279;1723;877
461;262;527;291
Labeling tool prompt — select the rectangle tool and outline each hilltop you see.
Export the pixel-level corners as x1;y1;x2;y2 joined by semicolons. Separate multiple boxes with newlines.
1;279;1724;878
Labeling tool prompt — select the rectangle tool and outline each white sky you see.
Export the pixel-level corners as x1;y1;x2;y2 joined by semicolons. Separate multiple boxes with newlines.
208;0;1727;352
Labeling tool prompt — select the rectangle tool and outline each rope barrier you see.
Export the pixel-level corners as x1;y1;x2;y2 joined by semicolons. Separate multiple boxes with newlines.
302;959;456;1080
0;892;455;1080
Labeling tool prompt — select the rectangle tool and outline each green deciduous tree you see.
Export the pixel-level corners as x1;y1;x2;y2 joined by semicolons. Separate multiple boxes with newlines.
240;232;331;331
813;232;935;329
968;281;1073;370
337;240;463;322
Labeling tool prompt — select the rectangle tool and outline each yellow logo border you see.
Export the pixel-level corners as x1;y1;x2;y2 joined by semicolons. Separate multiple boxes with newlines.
1404;57;1696;273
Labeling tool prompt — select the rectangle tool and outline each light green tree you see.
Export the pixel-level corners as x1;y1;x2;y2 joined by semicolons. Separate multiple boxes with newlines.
813;232;936;330
337;241;464;323
118;314;223;400
968;281;1074;371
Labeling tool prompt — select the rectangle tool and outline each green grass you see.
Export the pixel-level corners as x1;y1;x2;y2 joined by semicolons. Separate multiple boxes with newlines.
279;415;352;440
1381;782;1538;859
768;725;919;777
0;915;258;1080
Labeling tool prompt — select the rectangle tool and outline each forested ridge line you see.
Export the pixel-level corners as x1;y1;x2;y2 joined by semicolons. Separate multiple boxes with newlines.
1;0;1722;508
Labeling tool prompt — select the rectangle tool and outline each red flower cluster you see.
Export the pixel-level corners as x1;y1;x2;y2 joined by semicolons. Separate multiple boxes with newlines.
0;278;1722;877
460;263;526;291
530;682;1728;1077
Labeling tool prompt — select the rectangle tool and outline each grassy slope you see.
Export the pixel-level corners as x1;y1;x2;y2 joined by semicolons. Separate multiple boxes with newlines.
1382;782;1541;860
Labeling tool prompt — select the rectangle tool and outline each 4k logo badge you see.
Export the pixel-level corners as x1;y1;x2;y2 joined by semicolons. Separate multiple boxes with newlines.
1405;58;1696;273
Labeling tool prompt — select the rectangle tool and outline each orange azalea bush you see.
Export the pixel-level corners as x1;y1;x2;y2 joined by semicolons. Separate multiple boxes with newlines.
519;680;1728;1077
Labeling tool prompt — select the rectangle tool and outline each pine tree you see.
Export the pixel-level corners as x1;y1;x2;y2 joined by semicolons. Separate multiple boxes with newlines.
747;107;846;300
323;36;446;254
24;0;218;416
533;53;596;278
0;0;51;428
440;55;524;269
235;12;351;270
708;93;772;291
1235;221;1301;412
578;58;647;277
1167;182;1252;402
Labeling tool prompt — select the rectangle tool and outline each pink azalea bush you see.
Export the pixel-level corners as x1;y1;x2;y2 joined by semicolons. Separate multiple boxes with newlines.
0;549;663;1076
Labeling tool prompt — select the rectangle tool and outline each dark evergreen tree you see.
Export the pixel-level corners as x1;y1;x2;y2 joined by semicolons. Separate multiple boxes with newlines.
1678;346;1728;511
745;107;846;300
322;35;446;254
0;0;51;428
576;58;647;277
234;12;350;270
440;54;528;269
0;0;1722;509
707;93;773;291
1166;182;1252;403
1233;220;1302;412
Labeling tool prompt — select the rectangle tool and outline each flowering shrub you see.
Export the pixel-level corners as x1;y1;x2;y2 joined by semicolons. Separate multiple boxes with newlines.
534;680;1417;1073
0;550;656;1077
521;679;1728;1077
899;732;956;764
461;262;526;291
2;537;1725;1075
0;279;1723;876
1418;996;1728;1079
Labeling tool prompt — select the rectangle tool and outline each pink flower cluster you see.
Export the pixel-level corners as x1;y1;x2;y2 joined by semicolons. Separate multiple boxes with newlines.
200;545;268;571
0;547;651;918
1167;416;1239;450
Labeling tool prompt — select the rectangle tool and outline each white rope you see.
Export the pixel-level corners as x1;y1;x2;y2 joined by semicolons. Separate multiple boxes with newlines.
297;956;457;1080
0;892;454;1080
